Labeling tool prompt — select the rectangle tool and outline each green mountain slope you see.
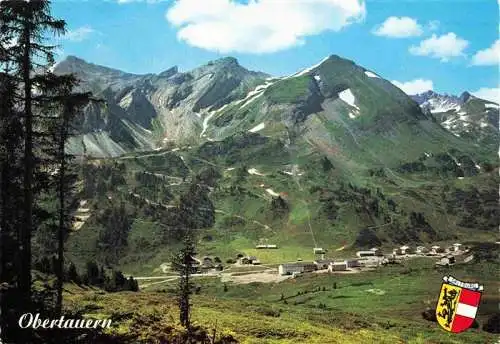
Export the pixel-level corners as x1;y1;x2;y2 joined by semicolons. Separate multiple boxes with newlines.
62;55;498;275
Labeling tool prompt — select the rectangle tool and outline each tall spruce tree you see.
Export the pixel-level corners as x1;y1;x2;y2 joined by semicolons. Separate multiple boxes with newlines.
172;230;196;330
0;0;66;310
35;72;91;316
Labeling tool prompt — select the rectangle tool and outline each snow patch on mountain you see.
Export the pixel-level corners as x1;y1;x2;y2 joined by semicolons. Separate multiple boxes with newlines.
248;168;265;176
200;111;217;138
412;91;461;114
339;88;359;110
236;81;274;109
293;56;330;77
265;189;280;197
248;122;265;133
364;71;379;78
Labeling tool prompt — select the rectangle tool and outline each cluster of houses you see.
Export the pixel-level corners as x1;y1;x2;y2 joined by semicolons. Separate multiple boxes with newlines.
278;259;362;275
188;256;224;273
277;243;471;276
238;255;262;265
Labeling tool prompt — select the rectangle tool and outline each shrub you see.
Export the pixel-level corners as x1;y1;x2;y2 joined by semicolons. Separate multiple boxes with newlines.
483;313;500;333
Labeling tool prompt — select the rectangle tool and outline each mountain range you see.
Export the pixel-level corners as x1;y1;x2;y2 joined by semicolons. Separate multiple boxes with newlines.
411;90;498;145
58;55;499;273
55;56;498;158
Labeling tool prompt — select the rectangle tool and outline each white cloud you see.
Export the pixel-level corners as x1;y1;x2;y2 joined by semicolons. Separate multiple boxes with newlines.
391;79;434;95
471;40;500;66
372;16;423;38
409;33;469;62
62;26;95;42
472;87;499;103
166;0;366;54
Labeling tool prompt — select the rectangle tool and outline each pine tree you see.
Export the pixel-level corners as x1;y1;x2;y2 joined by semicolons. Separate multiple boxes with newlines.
0;0;66;317
172;230;196;330
35;72;91;316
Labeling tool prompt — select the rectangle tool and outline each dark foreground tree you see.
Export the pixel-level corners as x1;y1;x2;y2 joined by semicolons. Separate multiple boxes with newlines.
0;1;67;341
172;230;196;331
36;72;92;316
1;0;66;305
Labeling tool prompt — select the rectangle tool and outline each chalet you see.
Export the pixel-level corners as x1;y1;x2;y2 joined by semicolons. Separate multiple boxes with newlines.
360;257;383;267
239;256;260;265
313;248;326;254
278;262;317;276
328;261;348;272
400;245;413;255
436;255;455;267
314;259;335;270
431;245;445;254
357;250;377;258
256;244;278;249
251;258;262;265
416;246;428;254
345;259;361;268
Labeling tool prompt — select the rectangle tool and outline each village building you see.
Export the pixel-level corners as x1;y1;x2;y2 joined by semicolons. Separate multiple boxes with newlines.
328;261;348;272
278;262;317;275
239;256;260;265
452;243;462;252
359;257;383;267
400;245;413;255
369;248;383;256
314;259;335;270
345;259;361;268
313;248;326;254
392;248;403;256
416;246;428;254
431;245;445;254
356;250;377;258
436;255;455;266
256;244;278;249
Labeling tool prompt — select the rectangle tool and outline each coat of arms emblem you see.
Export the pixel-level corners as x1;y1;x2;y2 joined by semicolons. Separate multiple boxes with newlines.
435;275;483;333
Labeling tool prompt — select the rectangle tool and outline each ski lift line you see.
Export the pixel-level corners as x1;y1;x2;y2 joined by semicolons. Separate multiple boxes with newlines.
300;200;318;249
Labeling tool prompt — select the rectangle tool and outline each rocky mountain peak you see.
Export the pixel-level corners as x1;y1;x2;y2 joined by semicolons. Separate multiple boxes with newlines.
459;91;472;103
210;56;239;66
54;55;135;79
158;66;179;78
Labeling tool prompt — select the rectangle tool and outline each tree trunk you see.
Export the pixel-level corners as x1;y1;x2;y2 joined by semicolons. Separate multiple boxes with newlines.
55;113;67;316
20;14;33;305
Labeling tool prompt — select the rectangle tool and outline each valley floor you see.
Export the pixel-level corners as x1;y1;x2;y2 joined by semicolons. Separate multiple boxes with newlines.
64;258;499;344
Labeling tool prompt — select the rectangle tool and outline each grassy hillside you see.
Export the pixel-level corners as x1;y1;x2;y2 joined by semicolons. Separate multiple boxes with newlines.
64;258;499;343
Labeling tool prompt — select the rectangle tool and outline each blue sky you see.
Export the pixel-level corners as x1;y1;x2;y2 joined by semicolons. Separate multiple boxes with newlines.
52;0;499;100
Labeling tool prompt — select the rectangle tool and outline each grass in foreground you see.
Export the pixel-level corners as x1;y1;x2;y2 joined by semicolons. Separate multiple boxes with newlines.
64;259;499;343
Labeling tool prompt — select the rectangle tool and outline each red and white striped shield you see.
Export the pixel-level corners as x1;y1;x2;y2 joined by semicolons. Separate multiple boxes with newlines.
435;276;483;333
